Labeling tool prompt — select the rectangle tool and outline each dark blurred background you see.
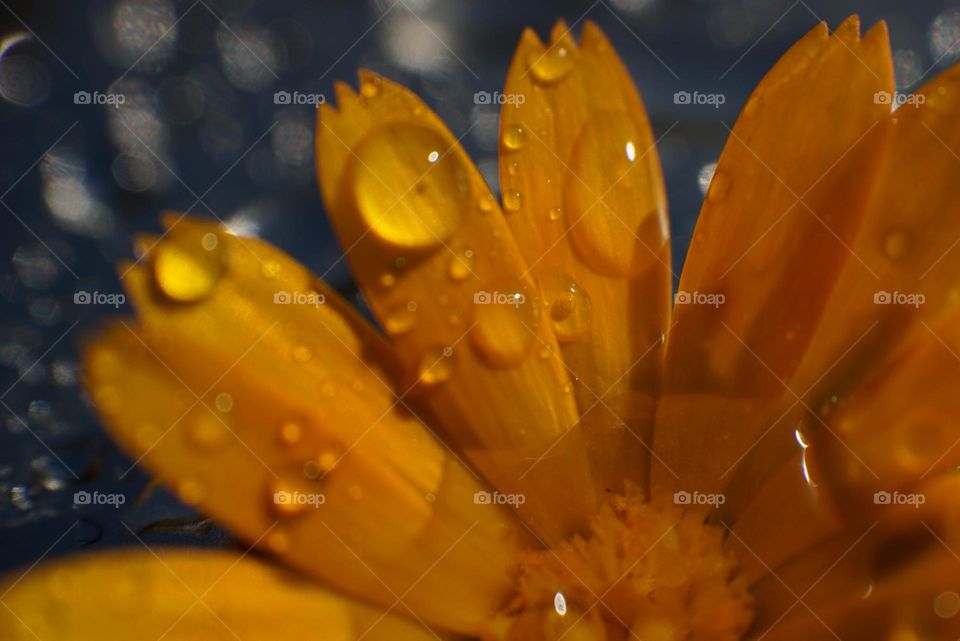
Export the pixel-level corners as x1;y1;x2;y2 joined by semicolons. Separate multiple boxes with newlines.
0;0;955;571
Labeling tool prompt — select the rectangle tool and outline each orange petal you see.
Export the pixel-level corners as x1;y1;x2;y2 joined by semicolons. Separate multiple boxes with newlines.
316;70;598;541
84;217;531;635
0;548;452;640
498;21;671;495
652;17;894;509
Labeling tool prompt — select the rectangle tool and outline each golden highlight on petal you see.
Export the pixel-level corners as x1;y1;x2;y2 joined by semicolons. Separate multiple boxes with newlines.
316;69;599;542
0;548;451;641
499;21;670;496
84;217;531;634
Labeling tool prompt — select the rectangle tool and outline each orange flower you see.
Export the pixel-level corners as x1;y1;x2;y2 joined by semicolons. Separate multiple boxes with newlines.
4;15;960;641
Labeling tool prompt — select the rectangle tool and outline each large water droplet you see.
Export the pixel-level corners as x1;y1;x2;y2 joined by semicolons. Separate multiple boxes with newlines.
565;114;667;277
539;269;592;341
503;190;523;213
527;45;574;84
153;229;225;302
502;125;526;150
353;125;468;249
418;345;455;386
384;303;417;335
470;280;539;368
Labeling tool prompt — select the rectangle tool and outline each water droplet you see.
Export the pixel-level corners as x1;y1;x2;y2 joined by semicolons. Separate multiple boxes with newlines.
279;421;302;446
201;232;219;251
478;194;496;213
214;392;233;413
448;249;475;281
527;45;574;84
153;230;225;302
502;125;526;150
360;75;381;98
706;170;730;203
260;261;281;279
884;229;910;260
134;423;162;450
353;125;467;249
507;161;519;176
418;345;455;386
265;530;291;553
539;269;592;341
292;344;312;363
548;207;562;221
187;414;229;452
470;280;539;368
316;448;340;474
503;190;523;213
565;114;667;276
385;303;417;335
935;591;960;618
379;273;396;288
177;479;205;505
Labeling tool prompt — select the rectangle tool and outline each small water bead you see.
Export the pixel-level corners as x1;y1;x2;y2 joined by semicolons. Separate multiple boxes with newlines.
187;414;229;452
478;194;496;213
548;207;562;221
470;279;539;368
539;269;592;341
292;344;312;363
316;448;341;475
384;303;417;335
153;230;226;302
448;249;475;281
279;421;302;446
418;345;455;386
507;161;519;176
264;530;291;553
213;392;233;413
353;125;467;249
527;44;574;84
502;125;526;150
177;479;205;505
935;591;960;618
201;232;219;251
883;229;910;260
260;261;281;279
360;75;381;98
503;190;523;213
379;273;396;288
134;423;163;450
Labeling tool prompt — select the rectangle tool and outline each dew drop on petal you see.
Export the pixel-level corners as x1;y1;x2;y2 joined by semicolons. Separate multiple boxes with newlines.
353;125;466;249
279;421;303;446
527;45;574;84
470;280;539;368
448;248;475;281
418;345;455;386
503;190;523;213
539;269;592;341
187;414;229;452
548;207;562;221
502;125;526;150
384;303;417;335
153;231;225;302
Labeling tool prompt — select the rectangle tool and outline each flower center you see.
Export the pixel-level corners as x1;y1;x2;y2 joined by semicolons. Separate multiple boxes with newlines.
484;490;754;641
